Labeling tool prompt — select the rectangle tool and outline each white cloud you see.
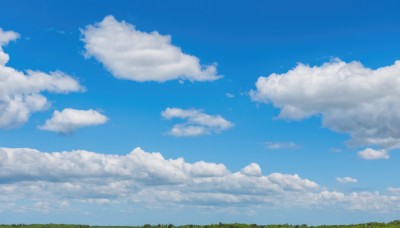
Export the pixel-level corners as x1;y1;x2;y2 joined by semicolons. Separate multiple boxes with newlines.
0;28;19;65
0;146;399;213
250;59;400;158
358;148;389;160
161;107;233;136
38;108;108;134
225;93;235;98
240;163;262;177
316;190;400;211
186;161;229;177
336;177;358;184
387;187;400;194
265;141;300;150
0;28;84;129
81;15;221;82
0;28;19;45
0;147;318;207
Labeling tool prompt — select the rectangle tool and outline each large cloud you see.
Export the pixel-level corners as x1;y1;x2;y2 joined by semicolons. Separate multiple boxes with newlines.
0;146;399;213
38;108;108;133
0;28;84;129
162;107;233;136
250;59;400;158
81;15;221;82
0;147;317;203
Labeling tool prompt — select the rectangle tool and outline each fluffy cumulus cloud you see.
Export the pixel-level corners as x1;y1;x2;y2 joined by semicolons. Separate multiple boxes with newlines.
81;15;221;82
250;59;400;159
357;148;389;160
240;163;262;177
336;177;358;184
0;28;84;129
38;108;108;133
0;146;399;214
0;28;19;65
161;107;233;136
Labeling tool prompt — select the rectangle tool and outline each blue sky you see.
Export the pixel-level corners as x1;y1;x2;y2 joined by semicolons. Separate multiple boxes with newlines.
0;0;400;225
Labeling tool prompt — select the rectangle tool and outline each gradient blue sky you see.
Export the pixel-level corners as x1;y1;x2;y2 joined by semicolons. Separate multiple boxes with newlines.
0;0;400;225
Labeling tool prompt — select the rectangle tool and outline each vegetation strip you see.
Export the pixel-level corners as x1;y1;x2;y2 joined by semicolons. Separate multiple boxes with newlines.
1;221;400;228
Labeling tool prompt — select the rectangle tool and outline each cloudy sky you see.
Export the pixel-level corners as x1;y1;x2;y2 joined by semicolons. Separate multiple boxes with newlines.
1;0;400;225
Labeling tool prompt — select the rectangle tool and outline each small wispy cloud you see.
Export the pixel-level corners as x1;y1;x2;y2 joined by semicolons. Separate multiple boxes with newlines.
265;141;300;150
358;148;389;160
162;107;233;137
336;177;358;184
329;148;342;153
225;93;235;98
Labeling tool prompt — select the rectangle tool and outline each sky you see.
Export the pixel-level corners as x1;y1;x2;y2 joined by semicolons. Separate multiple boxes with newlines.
0;0;400;226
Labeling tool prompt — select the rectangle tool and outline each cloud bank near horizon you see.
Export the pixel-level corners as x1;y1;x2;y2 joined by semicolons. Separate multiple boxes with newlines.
0;146;399;214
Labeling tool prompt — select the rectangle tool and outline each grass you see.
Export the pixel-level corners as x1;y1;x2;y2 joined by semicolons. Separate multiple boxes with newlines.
1;221;400;228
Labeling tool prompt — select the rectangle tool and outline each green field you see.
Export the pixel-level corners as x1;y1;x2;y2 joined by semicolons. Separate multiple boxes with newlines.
1;221;400;228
